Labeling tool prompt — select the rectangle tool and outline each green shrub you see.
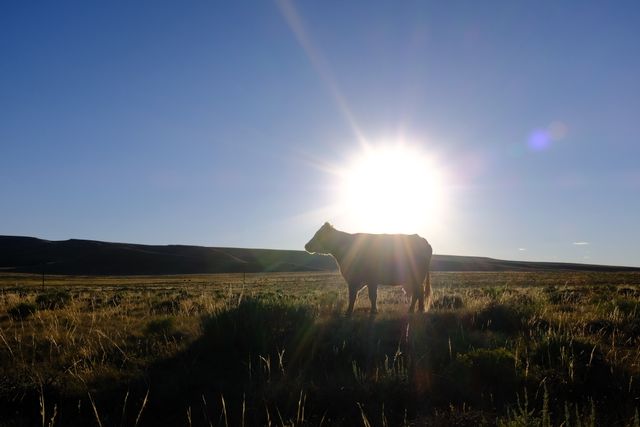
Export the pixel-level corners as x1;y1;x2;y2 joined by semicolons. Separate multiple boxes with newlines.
617;287;640;297
624;318;640;337
483;286;507;301
145;317;176;336
475;303;532;334
585;319;616;335
201;297;315;356
546;287;585;305
613;298;639;316
151;299;181;314
36;290;71;310
8;302;38;319
107;292;124;307
432;294;464;310
445;347;521;404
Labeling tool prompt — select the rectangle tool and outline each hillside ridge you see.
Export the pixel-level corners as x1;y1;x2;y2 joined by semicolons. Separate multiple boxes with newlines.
1;235;638;275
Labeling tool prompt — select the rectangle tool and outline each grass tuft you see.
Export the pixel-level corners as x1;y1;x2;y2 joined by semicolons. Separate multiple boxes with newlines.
36;290;71;310
8;301;38;319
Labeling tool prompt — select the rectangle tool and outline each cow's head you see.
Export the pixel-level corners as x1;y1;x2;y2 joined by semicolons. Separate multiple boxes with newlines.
305;222;334;254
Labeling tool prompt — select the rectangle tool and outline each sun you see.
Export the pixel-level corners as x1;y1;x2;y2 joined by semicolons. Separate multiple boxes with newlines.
335;143;446;234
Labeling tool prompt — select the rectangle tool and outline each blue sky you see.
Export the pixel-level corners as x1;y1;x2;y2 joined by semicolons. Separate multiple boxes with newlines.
1;1;639;267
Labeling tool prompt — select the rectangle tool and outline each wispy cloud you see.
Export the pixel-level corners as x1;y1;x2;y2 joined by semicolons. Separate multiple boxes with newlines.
572;241;590;246
518;248;526;251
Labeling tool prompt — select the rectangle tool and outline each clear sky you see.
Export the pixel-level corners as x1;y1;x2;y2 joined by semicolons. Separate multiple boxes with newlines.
1;1;639;267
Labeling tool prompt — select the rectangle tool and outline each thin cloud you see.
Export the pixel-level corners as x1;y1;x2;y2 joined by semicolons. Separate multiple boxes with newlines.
518;248;526;251
572;241;590;246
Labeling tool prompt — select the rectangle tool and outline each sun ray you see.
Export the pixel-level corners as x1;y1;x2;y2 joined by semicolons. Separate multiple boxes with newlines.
276;0;367;146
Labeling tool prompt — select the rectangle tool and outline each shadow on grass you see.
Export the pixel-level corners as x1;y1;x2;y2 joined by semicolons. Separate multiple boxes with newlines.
133;298;534;426
6;298;639;426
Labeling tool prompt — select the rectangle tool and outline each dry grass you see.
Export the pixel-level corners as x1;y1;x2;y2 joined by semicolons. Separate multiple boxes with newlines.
1;271;640;426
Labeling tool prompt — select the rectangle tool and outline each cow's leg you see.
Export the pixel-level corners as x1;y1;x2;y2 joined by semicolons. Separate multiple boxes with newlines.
423;270;432;312
367;284;378;315
346;282;359;316
417;283;425;312
408;287;417;313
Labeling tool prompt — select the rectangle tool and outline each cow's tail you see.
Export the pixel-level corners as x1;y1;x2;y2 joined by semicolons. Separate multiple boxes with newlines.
423;243;433;311
423;271;432;310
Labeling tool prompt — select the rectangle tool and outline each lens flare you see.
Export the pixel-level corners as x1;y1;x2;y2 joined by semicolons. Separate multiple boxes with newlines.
528;130;551;151
527;121;568;152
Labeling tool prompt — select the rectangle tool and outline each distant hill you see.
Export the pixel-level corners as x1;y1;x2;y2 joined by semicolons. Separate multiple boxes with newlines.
1;236;638;276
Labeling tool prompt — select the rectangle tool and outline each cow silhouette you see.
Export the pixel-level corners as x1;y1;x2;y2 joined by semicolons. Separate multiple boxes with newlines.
305;222;432;315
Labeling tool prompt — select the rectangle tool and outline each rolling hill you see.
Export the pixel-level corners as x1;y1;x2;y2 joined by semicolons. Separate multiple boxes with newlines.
1;235;638;276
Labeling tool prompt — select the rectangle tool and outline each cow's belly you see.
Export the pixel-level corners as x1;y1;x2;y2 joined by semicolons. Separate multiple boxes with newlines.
344;262;424;286
340;254;427;286
368;275;412;286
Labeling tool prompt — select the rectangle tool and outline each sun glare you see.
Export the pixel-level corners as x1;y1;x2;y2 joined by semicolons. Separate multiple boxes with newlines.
335;143;445;235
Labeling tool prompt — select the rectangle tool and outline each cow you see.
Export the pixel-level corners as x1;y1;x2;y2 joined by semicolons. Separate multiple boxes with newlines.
305;222;433;315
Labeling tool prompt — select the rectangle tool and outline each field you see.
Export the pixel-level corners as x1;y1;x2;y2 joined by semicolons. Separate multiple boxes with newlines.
1;271;640;426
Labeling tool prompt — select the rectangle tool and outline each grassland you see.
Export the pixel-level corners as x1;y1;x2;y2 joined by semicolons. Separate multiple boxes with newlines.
1;271;640;426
